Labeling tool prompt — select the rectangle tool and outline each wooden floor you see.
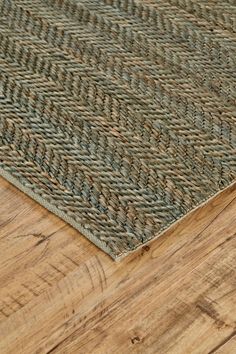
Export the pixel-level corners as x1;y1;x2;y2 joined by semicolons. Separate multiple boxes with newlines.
0;177;235;354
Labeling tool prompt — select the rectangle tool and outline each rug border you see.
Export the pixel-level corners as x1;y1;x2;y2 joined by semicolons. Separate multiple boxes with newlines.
0;167;235;261
0;167;114;259
116;179;236;261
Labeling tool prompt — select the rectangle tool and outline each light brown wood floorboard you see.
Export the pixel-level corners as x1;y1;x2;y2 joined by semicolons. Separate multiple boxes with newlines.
0;176;235;354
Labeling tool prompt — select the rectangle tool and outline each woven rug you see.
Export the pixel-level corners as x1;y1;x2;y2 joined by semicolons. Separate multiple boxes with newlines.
0;0;235;260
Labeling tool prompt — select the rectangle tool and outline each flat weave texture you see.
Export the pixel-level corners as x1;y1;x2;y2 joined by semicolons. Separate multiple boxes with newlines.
0;0;236;260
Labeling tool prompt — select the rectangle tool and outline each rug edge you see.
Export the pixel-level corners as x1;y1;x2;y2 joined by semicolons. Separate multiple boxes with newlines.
0;167;235;262
0;167;115;260
115;179;236;261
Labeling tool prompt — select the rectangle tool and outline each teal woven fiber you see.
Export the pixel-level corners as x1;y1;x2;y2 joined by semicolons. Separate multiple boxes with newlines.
0;0;235;259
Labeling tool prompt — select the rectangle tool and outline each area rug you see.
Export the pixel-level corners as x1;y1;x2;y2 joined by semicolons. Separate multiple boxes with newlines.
0;0;235;260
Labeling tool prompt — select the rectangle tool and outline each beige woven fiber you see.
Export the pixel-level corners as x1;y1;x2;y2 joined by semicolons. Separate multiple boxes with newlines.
0;0;235;260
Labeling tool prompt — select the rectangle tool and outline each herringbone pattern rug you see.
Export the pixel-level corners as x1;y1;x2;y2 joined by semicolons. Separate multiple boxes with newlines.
0;0;235;259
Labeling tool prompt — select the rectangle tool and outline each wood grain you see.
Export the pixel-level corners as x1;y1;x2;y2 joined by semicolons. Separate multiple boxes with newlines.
0;176;235;354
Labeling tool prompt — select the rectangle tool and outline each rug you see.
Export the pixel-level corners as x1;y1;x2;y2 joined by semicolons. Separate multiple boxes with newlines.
0;0;235;260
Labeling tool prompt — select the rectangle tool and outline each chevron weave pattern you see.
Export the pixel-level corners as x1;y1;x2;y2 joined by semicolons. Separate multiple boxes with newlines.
0;0;235;259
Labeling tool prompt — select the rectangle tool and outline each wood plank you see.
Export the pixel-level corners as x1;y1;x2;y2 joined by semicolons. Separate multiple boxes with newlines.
211;331;236;354
0;176;235;354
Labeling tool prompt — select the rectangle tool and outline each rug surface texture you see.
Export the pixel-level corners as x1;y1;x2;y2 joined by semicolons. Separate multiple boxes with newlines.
0;0;235;259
